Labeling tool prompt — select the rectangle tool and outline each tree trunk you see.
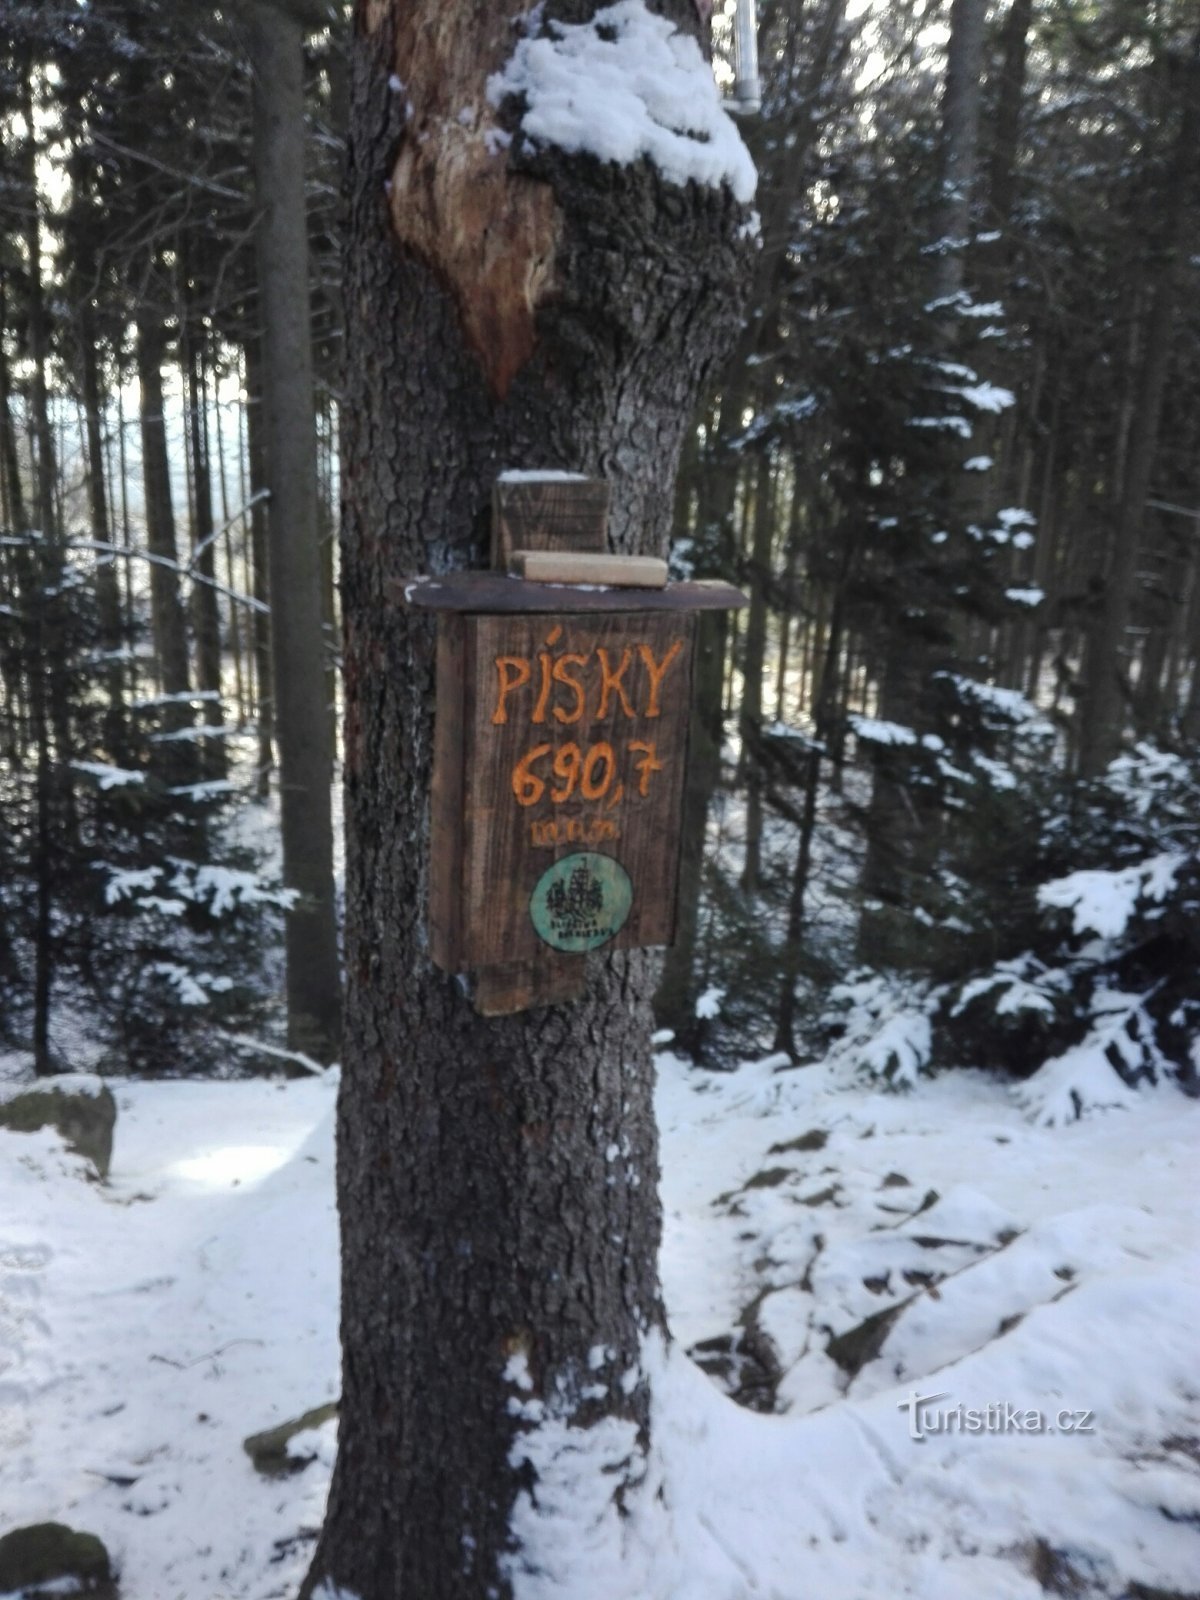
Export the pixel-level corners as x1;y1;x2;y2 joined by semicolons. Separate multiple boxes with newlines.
930;0;987;307
243;335;275;796
135;315;194;766
857;0;986;970
1076;28;1198;777
184;328;228;775
80;308;127;758
248;0;342;1059
19;48;74;1071
653;380;745;1038
739;454;776;896
0;318;29;761
984;0;1034;238
774;568;847;1059
653;608;727;1058
304;2;749;1595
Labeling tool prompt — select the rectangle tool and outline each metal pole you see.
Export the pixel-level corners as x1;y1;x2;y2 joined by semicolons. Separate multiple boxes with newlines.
731;0;761;114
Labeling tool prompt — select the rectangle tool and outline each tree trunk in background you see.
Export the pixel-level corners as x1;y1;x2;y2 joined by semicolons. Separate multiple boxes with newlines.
20;49;74;1072
317;390;339;761
243;336;275;798
184;332;228;776
1132;518;1178;739
1077;27;1198;778
1181;561;1200;744
930;0;987;308
135;316;193;753
739;454;775;896
774;567;848;1058
0;314;29;761
303;2;748;1594
0;320;55;1067
858;0;985;971
984;0;1034;242
249;0;342;1060
654;608;727;1057
653;378;746;1036
80;307;127;757
19;58;59;555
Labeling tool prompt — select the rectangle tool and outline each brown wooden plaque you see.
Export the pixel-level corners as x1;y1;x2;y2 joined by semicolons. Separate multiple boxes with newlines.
431;610;695;975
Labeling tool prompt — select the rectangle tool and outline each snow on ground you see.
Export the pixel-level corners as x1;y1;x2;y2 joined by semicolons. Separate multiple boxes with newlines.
0;1075;339;1600
1;1053;1197;1598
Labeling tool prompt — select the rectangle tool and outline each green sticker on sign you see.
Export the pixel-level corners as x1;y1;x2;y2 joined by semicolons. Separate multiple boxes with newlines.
530;852;633;953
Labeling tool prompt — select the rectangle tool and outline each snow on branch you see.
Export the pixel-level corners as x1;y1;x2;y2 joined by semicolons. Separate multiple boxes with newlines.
907;416;973;437
1013;995;1155;1127
934;673;1046;727
848;715;919;747
101;866;162;905
1038;854;1185;941
221;1033;330;1077
73;761;146;791
167;861;299;917
953;957;1063;1019
150;963;234;1007
952;382;1015;413
488;0;757;204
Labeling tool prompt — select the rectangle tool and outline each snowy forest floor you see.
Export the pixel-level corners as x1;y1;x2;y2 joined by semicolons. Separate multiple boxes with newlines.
1;1051;1198;1600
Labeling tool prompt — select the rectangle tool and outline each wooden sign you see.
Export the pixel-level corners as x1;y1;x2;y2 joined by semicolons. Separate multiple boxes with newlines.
402;476;745;1015
431;608;693;974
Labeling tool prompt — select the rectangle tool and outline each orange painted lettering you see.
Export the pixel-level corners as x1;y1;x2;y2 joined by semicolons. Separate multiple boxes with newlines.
596;647;635;719
493;656;531;724
581;742;616;800
637;639;683;718
533;650;554;724
551;653;588;723
629;739;664;796
512;744;550;805
551;742;582;802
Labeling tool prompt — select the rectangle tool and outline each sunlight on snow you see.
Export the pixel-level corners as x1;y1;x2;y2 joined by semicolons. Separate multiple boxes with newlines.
169;1142;295;1188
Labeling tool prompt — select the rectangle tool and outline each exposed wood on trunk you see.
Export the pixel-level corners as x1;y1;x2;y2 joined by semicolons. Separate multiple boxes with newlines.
382;1;563;397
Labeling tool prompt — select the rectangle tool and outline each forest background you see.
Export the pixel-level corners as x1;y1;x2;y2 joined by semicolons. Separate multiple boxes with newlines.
1;0;1199;1120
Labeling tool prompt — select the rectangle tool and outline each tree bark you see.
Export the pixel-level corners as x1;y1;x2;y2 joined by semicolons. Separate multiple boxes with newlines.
774;567;847;1059
857;0;986;970
184;327;228;775
19;48;75;1071
248;0;342;1059
739;454;776;896
243;334;276;797
304;2;749;1595
1077;26;1199;777
80;307;127;757
931;0;987;307
135;316;194;742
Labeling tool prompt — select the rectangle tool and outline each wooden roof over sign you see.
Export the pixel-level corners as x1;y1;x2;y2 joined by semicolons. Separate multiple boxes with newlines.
396;573;748;615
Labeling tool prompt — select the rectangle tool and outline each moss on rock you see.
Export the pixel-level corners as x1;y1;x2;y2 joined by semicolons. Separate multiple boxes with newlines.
243;1401;338;1476
0;1077;117;1177
0;1522;114;1597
